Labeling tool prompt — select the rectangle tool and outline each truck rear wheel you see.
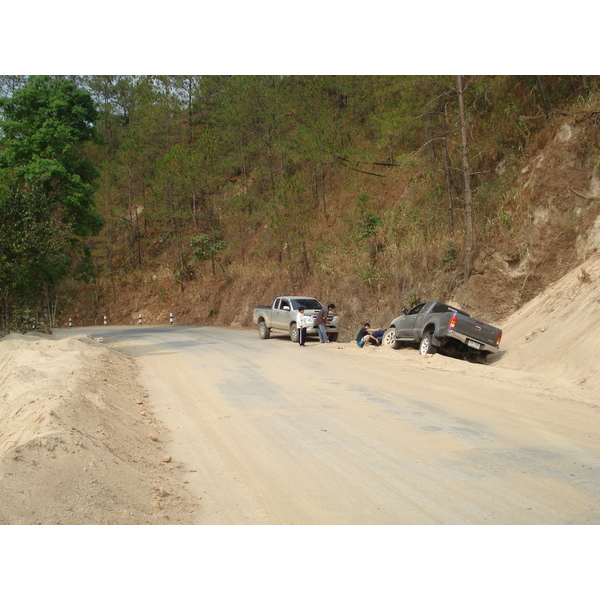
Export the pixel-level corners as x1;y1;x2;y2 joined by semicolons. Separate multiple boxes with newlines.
258;321;270;339
474;352;488;364
290;323;298;343
419;333;436;355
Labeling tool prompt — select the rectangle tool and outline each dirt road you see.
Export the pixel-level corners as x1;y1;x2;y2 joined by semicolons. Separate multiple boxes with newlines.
53;324;599;525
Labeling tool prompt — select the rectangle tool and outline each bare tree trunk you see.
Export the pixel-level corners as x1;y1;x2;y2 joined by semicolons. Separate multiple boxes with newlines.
337;92;344;119
190;192;198;226
301;238;311;275
1;292;8;330
443;139;455;234
240;138;248;194
136;210;142;267
426;112;437;161
175;219;185;292
457;75;474;285
441;103;454;234
127;168;139;269
129;213;137;269
185;76;194;141
266;126;275;191
207;210;217;276
536;75;551;117
107;244;116;298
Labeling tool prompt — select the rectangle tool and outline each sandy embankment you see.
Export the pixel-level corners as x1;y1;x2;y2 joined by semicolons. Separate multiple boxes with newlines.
0;333;199;525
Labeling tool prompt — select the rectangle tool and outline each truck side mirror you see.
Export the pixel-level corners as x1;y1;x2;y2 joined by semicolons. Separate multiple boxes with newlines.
402;308;408;315
283;306;290;311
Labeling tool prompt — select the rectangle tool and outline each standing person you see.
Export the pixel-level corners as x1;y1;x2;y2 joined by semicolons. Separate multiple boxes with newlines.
315;303;335;343
297;307;308;346
356;322;385;347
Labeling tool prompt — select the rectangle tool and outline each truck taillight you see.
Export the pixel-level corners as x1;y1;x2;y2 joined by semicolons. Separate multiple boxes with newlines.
448;314;458;329
496;332;502;348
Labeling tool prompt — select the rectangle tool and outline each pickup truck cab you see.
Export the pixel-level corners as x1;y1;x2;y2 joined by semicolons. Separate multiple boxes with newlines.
383;301;502;363
253;296;340;342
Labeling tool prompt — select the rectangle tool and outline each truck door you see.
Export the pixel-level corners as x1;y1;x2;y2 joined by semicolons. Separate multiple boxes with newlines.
273;297;291;329
397;303;426;339
412;304;432;337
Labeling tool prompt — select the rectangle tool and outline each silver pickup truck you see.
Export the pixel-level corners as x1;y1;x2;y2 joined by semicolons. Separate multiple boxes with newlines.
383;301;502;363
253;296;340;342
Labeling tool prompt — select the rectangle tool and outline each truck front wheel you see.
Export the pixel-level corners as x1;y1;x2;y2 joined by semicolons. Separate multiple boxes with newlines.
419;333;436;356
258;321;271;339
383;328;402;349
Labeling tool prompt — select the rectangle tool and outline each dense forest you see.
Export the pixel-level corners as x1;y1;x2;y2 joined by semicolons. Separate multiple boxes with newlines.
1;75;599;335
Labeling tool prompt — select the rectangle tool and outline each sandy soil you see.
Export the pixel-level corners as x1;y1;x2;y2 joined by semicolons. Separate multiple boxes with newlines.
0;254;599;525
496;251;600;394
0;333;199;524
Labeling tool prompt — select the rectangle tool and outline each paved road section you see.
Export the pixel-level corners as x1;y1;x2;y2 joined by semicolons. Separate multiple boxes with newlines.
54;325;600;524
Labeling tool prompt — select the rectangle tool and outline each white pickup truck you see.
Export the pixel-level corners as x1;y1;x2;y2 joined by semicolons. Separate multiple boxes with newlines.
253;296;340;342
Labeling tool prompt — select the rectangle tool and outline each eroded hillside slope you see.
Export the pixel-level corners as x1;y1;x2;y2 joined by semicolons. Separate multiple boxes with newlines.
498;248;600;395
453;115;600;324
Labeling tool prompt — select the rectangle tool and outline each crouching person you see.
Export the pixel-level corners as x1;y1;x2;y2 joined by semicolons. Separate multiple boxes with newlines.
356;323;385;347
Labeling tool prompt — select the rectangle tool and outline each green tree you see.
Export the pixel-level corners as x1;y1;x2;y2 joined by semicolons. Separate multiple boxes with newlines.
0;184;72;328
191;233;226;276
0;75;103;236
0;76;103;326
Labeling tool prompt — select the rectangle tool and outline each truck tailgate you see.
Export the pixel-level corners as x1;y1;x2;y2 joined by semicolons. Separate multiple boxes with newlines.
456;317;500;348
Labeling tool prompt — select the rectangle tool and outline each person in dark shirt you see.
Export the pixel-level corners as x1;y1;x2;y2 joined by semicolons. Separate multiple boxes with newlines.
356;322;384;347
315;303;335;343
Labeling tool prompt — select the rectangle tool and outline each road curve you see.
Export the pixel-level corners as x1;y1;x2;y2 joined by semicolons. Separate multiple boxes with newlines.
55;325;600;524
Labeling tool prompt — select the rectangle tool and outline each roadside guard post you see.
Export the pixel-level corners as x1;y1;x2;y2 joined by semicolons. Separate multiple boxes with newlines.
69;318;72;328
138;313;142;325
104;315;107;325
170;312;174;324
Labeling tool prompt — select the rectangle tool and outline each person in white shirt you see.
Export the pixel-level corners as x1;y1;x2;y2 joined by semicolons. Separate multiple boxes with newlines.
297;307;308;346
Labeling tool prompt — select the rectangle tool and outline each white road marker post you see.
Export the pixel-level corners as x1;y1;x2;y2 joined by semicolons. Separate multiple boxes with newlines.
170;312;174;325
69;318;72;328
138;313;142;325
104;315;108;325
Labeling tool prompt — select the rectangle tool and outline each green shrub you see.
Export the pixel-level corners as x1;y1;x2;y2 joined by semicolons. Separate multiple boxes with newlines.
10;308;51;334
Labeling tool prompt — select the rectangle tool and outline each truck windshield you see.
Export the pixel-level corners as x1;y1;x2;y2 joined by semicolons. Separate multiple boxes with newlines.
291;298;323;310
